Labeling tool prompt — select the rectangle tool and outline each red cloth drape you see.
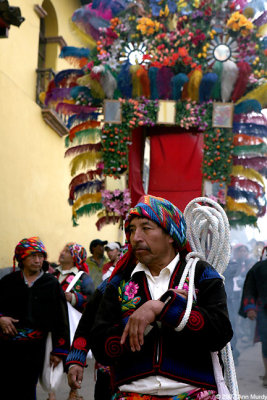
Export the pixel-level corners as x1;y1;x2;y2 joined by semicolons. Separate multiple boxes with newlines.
128;127;204;211
148;130;203;211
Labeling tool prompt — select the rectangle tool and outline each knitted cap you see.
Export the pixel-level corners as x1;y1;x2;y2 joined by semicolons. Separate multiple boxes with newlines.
125;195;187;250
67;242;89;273
14;237;47;270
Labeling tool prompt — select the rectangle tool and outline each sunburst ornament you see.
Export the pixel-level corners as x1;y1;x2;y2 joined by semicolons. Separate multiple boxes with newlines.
120;42;149;65
206;34;239;66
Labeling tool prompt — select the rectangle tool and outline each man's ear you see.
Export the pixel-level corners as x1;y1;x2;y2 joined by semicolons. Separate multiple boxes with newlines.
168;236;174;245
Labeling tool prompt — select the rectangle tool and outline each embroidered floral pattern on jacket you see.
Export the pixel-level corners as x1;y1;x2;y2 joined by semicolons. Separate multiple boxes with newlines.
118;280;141;312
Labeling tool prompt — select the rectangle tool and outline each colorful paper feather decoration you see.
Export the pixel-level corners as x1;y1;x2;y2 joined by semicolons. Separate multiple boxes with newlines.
211;61;223;100
231;62;252;102
73;203;104;226
199;73;218;103
233;156;267;176
130;65;143;98
231;165;265;187
136;67;150;98
66;128;101;146
72;192;102;214
234;99;262;114
117;62;132;99
54;69;84;86
157;67;174;99
65;142;102;157
233;122;267;138
226;211;257;227
45;88;72;106
56;103;98;115
187;69;203;102
232;142;267;156
233;133;265;146
226;196;257;216
69;180;104;204
70;151;103;176
59;46;90;68
148;67;159;99
221;60;239;102
236;82;267;107
171;73;188;100
230;176;264;197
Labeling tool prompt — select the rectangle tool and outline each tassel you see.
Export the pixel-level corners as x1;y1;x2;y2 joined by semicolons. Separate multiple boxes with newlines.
231;62;252;102
69;180;104;204
171;73;188;100
234;99;262;114
226;196;257;216
117;62;132;99
69;174;104;202
157;67;174;99
187;69;203;102
221;60;239;102
136;67;150;98
65;142;102;157
70;152;103;176
230;176;264;198
233;142;267;156
130;65;143;98
211;61;223;100
72;203;103;226
232;165;265;186
199;73;218;103
235;82;267;108
54;69;84;86
148;67;159;99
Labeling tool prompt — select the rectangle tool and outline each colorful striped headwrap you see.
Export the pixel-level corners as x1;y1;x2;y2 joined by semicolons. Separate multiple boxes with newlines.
125;195;187;250
67;242;89;273
13;237;47;270
109;195;187;281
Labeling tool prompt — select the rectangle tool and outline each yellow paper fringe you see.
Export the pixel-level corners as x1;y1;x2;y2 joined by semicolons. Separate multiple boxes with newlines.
130;65;142;98
226;196;257;216
72;192;102;213
236;82;267;108
187;69;203;102
69;20;96;49
231;165;265;188
96;210;119;219
70;151;102;176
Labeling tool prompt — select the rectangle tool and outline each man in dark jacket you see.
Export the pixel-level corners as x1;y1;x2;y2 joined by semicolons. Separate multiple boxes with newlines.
67;195;233;400
0;237;70;400
239;249;267;388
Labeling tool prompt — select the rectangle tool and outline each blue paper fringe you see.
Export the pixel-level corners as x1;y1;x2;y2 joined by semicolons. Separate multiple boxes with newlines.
171;73;188;100
60;47;90;59
233;122;267;138
234;100;262;114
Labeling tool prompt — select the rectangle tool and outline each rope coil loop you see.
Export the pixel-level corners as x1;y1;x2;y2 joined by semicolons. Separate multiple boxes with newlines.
177;197;239;399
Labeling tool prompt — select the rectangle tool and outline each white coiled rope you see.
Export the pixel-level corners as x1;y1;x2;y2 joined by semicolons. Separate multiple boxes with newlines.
176;197;239;400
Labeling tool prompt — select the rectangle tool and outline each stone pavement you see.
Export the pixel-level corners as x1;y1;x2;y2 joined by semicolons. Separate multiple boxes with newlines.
37;342;267;400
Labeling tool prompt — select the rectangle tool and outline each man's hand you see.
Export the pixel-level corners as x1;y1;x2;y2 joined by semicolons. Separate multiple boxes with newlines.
0;316;19;336
247;309;257;320
68;365;84;390
121;300;164;352
65;292;73;303
50;354;62;369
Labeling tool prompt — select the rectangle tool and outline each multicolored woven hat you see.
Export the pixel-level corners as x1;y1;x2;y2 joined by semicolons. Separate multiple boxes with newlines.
67;242;89;273
125;195;187;250
13;236;47;270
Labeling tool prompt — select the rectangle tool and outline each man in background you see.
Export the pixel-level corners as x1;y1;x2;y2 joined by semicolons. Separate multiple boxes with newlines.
87;239;108;288
102;242;121;280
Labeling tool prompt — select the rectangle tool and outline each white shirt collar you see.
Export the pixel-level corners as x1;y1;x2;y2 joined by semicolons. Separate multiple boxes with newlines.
131;253;180;280
56;265;79;275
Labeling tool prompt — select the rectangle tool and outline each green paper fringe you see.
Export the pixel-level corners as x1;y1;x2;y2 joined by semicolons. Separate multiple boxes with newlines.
227;211;258;228
233;143;267;156
65;128;102;147
72;202;103;226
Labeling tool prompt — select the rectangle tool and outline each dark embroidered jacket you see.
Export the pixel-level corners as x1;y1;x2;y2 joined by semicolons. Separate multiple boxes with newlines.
67;259;233;390
0;271;70;359
239;259;267;316
53;268;94;312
